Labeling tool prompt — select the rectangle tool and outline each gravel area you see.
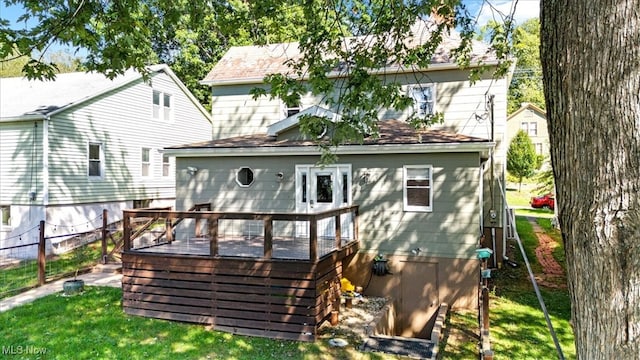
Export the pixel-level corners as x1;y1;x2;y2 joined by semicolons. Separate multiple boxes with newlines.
317;295;389;344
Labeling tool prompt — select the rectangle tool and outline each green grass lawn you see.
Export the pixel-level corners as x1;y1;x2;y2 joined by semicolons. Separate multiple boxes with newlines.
1;215;574;359
0;286;405;360
488;215;575;360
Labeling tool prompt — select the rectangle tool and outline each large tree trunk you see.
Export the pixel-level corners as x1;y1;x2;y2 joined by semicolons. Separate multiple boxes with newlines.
540;1;640;358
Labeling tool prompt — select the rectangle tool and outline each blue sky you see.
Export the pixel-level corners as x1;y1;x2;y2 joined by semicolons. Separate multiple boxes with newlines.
1;1;540;29
465;0;540;25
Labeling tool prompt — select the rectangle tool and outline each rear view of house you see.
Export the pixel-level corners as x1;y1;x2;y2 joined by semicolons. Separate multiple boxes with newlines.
0;65;212;256
119;22;511;341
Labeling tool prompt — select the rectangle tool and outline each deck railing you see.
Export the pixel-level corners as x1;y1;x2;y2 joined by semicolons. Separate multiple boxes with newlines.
122;205;359;261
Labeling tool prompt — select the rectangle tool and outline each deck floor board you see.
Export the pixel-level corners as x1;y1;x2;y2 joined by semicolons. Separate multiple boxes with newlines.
133;236;354;259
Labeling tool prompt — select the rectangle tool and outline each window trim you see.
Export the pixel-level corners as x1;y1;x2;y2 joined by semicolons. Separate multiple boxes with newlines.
162;154;171;177
403;165;433;212
152;89;173;122
0;205;10;229
408;84;436;117
521;121;538;137
88;142;104;179
236;167;255;187
141;147;152;178
281;101;301;118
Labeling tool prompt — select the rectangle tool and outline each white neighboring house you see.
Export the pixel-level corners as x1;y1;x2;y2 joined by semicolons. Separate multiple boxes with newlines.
0;64;212;256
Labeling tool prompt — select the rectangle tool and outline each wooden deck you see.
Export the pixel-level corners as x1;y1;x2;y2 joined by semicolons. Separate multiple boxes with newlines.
121;205;359;341
134;235;352;259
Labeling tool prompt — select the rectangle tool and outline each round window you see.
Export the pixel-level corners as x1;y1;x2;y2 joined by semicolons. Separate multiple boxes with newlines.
236;167;254;187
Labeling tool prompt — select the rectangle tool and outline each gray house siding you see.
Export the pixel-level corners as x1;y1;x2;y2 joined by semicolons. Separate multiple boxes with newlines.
0;67;213;252
175;151;481;260
209;69;507;229
0;120;45;205
46;72;211;205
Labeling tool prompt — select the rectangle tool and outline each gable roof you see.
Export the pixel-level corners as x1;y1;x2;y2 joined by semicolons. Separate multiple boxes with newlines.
165;120;493;158
507;103;546;121
0;64;211;122
202;22;495;86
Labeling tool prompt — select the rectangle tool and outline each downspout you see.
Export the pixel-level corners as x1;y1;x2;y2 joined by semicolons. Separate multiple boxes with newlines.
479;158;486;243
488;94;497;268
42;117;49;207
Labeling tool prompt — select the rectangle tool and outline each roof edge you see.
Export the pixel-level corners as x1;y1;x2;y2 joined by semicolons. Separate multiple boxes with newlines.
201;60;501;87
164;141;494;158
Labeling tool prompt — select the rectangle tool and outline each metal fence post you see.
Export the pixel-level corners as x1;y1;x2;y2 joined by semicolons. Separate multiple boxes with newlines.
101;209;108;264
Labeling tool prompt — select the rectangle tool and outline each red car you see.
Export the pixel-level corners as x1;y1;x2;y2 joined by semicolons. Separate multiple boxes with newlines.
530;194;555;210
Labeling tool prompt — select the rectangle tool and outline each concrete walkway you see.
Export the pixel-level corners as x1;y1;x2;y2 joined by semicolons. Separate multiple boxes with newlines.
0;263;122;313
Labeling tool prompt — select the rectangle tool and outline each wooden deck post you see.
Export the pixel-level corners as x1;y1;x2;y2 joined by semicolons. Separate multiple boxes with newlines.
309;216;318;261
354;207;359;242
209;218;218;256
165;217;173;243
334;213;342;251
482;286;490;330
123;212;131;251
38;220;46;286
101;209;108;264
264;216;273;259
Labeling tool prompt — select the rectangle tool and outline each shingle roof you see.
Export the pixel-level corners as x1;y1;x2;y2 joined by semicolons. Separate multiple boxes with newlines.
0;64;167;119
202;22;494;85
167;120;489;150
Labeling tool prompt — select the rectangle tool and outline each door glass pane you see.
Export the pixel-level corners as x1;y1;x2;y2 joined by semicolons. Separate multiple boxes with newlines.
342;173;348;204
302;174;307;203
316;174;332;203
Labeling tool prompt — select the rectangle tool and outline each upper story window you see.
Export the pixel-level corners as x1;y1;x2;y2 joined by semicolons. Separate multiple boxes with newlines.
141;147;151;177
409;84;435;116
162;154;171;177
88;142;104;178
403;165;433;212
282;101;301;118
153;90;172;122
521;121;538;136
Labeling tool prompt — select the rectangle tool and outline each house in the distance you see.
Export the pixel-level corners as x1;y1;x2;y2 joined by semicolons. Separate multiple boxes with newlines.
0;64;212;255
506;102;549;162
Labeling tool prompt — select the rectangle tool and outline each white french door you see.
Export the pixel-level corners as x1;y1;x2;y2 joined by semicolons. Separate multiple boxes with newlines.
295;164;352;239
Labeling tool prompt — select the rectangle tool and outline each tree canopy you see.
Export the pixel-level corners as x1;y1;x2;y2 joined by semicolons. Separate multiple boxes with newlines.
507;129;539;190
507;18;544;114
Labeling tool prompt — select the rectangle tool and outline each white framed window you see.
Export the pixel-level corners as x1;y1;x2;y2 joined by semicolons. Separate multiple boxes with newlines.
521;121;538;136
282;101;301;118
403;165;433;212
1;205;10;228
409;84;436;116
236;167;254;187
141;147;151;177
152;90;172;121
534;143;543;154
162;154;171;177
88;142;104;178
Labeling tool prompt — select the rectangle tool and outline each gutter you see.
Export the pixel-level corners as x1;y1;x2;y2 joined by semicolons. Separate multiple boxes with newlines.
0;114;46;122
164;141;495;158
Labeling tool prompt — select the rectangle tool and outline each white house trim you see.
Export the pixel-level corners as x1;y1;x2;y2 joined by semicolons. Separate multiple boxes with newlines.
165;141;494;158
